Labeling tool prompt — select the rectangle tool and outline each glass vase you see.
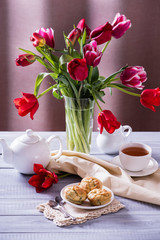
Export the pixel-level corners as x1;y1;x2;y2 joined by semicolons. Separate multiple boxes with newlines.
64;96;94;154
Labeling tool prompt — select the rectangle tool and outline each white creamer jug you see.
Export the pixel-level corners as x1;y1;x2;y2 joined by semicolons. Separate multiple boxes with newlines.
96;125;132;154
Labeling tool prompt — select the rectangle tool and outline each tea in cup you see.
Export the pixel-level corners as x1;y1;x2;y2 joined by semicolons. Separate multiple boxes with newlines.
119;143;152;171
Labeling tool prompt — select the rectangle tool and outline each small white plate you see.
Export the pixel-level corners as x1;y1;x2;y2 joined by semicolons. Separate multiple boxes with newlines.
112;156;159;177
60;182;114;210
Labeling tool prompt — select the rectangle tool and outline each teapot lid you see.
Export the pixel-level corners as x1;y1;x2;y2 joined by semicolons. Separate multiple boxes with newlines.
20;129;40;144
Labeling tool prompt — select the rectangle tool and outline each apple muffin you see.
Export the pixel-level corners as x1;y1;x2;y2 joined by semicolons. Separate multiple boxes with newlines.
64;185;87;205
88;188;112;206
79;177;103;194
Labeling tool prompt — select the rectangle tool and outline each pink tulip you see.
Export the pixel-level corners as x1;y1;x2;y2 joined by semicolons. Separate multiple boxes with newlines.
112;13;131;39
97;110;121;134
36;27;55;48
30;32;46;47
15;54;36;67
77;18;91;38
67;28;81;47
90;22;113;45
83;40;102;67
68;58;88;81
120;66;147;89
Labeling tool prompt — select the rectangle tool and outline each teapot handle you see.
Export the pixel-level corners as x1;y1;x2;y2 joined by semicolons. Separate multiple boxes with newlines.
46;135;63;160
122;125;132;138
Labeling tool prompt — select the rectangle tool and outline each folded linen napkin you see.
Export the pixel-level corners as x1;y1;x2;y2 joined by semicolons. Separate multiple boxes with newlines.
37;198;124;227
47;150;160;205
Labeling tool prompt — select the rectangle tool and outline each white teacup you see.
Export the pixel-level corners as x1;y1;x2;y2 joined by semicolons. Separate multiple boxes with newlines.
119;142;152;172
96;125;132;154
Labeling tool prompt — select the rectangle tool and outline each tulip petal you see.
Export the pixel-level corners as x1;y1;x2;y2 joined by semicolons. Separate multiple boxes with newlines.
90;22;112;45
30;101;39;120
33;164;44;174
36;187;45;193
28;175;44;187
42;177;53;188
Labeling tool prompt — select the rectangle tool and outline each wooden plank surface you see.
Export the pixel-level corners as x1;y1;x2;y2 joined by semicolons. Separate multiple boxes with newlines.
0;131;160;240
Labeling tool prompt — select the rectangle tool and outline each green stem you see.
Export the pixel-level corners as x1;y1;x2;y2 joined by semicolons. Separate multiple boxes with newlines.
109;77;120;82
37;86;54;99
88;66;93;84
36;47;58;73
92;92;103;111
58;173;71;178
102;40;110;53
78;82;83;98
108;84;141;97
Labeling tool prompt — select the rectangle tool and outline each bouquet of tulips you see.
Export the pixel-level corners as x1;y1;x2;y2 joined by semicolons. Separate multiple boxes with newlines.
14;13;160;153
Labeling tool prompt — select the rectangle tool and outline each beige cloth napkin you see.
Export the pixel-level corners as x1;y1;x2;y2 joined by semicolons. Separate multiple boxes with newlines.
47;150;160;205
37;198;124;227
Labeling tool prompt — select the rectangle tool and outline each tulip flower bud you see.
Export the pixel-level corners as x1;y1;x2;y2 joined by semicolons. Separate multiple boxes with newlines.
120;66;147;89
83;40;102;67
67;58;88;81
15;54;36;67
97;110;121;134
90;22;113;45
66;28;81;47
30;32;46;47
112;13;131;39
140;88;160;112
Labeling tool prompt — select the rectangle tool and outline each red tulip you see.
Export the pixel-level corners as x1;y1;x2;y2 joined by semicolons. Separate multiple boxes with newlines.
13;92;39;120
112;13;131;39
90;22;113;45
120;66;147;89
66;28;81;47
30;32;46;47
28;164;58;193
15;54;36;67
77;18;91;38
67;58;88;81
83;40;102;67
36;27;55;48
140;88;160;112
97;110;121;134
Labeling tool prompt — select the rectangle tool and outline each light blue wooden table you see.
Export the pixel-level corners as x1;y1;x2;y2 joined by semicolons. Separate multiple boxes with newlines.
0;131;160;240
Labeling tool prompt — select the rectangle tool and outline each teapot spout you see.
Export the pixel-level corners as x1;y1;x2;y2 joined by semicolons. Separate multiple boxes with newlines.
0;139;13;164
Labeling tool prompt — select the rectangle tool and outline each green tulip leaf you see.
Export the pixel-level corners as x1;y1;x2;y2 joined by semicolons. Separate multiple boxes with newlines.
59;54;74;66
91;67;99;83
34;72;58;96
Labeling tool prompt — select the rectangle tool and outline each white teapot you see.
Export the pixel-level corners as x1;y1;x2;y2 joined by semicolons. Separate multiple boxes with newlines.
0;129;63;174
96;125;132;154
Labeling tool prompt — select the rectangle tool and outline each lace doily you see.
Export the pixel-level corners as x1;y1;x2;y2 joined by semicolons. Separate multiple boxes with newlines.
37;198;125;227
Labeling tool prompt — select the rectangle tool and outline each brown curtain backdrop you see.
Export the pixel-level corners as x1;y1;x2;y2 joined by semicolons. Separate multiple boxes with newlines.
0;0;160;131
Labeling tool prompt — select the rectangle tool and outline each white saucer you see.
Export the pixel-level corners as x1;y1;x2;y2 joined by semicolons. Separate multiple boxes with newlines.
60;182;114;209
112;156;159;177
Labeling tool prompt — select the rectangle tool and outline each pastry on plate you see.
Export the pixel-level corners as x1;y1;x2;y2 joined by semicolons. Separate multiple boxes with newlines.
79;177;103;194
64;185;87;205
88;188;112;206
